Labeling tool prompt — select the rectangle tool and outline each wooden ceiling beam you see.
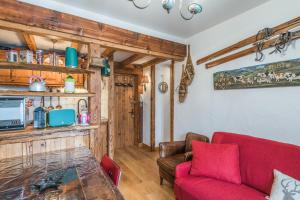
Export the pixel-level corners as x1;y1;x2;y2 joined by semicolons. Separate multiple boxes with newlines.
0;0;186;61
140;58;168;68
120;54;145;68
101;48;116;59
22;32;36;51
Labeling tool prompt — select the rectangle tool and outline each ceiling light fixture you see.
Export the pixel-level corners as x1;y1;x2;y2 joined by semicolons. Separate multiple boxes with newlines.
129;0;203;20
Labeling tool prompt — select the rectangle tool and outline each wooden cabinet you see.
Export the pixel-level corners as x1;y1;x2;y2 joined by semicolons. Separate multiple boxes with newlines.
0;122;108;161
0;69;84;87
0;69;11;83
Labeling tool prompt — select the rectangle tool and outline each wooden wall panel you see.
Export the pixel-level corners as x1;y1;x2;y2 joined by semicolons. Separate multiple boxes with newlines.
108;59;115;158
0;0;186;60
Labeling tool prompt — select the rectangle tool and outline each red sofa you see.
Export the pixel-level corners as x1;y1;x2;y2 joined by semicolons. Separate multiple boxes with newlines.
174;132;300;200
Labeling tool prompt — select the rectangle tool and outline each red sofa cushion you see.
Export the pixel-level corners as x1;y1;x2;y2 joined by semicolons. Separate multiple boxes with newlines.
212;132;300;194
174;175;266;200
190;141;241;184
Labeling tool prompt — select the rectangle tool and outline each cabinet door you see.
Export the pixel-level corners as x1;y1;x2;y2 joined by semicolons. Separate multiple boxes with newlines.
11;70;33;85
41;71;63;86
0;69;11;84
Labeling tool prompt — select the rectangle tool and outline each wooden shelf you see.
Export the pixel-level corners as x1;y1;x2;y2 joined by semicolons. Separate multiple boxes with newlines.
0;90;95;97
0;62;95;74
0;125;99;145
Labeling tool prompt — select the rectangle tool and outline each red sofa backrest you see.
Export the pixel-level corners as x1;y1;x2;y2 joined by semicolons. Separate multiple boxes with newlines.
212;132;300;195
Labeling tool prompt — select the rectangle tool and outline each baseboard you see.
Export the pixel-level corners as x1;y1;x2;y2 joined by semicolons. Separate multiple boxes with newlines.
140;143;159;151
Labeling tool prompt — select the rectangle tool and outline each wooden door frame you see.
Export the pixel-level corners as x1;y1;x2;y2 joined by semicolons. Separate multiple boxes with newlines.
114;72;142;147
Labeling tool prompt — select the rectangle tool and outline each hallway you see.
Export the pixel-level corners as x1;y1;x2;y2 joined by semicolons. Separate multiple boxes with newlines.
114;146;175;200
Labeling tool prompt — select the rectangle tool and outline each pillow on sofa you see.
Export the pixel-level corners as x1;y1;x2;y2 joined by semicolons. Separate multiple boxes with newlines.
268;170;300;200
190;141;241;184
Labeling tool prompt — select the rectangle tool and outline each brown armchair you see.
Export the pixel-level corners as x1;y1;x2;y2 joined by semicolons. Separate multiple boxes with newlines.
157;132;209;185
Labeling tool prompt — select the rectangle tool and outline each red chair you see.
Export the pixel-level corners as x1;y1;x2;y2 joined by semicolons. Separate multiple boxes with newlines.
100;155;122;187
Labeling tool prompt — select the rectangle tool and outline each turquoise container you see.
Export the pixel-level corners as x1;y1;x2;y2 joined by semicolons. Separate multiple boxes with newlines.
47;109;76;127
101;58;110;77
65;47;78;68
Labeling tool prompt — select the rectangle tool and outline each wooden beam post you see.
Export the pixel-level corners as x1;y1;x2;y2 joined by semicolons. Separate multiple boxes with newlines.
108;57;115;158
22;32;36;51
120;54;145;68
102;48;116;59
89;43;103;67
141;58;167;68
170;60;175;142
150;65;156;151
87;43;102;161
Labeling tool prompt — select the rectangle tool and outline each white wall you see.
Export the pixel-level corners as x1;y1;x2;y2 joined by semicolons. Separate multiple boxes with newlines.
174;0;300;145
142;67;152;146
143;62;171;147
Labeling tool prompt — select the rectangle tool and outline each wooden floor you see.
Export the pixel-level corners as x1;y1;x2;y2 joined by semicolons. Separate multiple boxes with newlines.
114;146;175;200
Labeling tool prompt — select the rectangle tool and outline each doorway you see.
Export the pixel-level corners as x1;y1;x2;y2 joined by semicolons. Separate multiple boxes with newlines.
114;74;141;149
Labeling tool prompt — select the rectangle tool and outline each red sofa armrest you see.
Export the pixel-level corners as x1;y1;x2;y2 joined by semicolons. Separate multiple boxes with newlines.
175;161;192;179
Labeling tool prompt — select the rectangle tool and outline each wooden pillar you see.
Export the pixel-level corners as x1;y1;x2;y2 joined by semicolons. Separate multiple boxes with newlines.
150;65;156;151
88;43;102;161
170;60;175;142
108;57;115;158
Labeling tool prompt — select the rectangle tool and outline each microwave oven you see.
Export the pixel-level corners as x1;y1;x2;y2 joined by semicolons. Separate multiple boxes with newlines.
0;96;26;131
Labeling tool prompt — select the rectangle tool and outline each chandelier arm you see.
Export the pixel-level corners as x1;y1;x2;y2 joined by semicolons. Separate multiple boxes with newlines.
180;8;194;20
129;0;151;9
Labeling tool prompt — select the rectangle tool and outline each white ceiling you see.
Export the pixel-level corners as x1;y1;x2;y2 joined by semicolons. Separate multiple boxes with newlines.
36;0;271;40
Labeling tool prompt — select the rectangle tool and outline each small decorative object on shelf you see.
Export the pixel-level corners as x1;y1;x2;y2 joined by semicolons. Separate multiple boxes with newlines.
77;99;90;126
29;75;46;92
64;75;75;93
36;50;44;64
6;49;18;63
101;58;111;77
34;105;47;129
20;50;33;64
65;47;78;68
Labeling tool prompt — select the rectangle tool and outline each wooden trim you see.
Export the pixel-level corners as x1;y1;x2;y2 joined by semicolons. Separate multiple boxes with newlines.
87;45;102;161
22;32;37;51
114;65;143;76
0;90;95;97
101;48;116;59
141;58;168;68
0;62;95;74
170;60;175;142
0;125;98;145
206;30;300;68
150;65;156;151
120;54;145;68
141;143;159;151
197;17;300;65
0;0;186;60
108;58;115;158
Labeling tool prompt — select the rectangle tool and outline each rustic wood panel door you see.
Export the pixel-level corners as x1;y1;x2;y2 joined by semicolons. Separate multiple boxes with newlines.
114;74;137;149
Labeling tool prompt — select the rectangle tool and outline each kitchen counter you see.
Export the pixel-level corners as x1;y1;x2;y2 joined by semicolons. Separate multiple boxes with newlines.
0;147;124;200
0;124;99;145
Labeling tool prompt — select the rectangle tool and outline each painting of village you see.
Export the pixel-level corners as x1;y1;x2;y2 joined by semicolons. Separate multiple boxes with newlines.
213;58;300;90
